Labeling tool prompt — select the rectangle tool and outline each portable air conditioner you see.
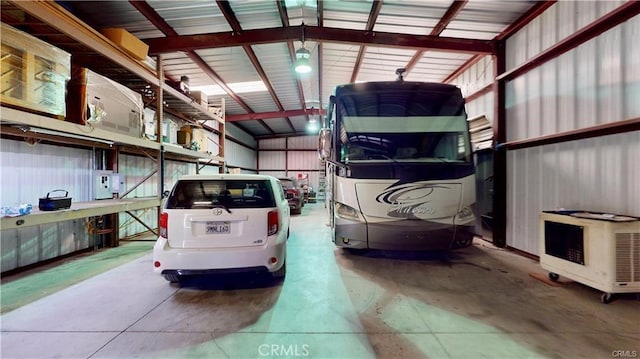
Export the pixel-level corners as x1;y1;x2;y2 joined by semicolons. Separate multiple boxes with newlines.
539;211;640;303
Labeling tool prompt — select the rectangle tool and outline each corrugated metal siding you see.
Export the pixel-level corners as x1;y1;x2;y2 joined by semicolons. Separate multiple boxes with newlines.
0;139;93;204
358;46;416;82
450;55;494;97
409;53;473;83
465;92;495;125
226;123;257;148
117;154;163;238
224;141;257;170
321;43;359;104
506;15;640;142
287;151;320;171
259;138;286;150
259;151;286;170
1;140;94;272
252;42;301;111
504;6;638;255
506;1;626;71
288;135;316;149
507;131;640;254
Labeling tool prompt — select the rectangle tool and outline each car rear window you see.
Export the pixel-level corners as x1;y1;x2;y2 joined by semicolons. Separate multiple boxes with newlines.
166;179;276;209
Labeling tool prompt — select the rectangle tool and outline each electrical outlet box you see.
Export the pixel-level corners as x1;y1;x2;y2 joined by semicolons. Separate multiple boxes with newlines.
95;170;113;200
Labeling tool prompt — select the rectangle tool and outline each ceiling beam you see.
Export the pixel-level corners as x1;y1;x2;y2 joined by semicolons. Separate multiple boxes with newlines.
405;0;467;75
129;0;261;125
227;108;326;122
317;0;324;112
350;1;383;83
216;0;287;134
146;25;495;55
277;0;309;129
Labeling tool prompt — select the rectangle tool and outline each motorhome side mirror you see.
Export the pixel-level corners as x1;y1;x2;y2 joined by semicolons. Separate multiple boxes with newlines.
162;190;171;198
318;128;332;160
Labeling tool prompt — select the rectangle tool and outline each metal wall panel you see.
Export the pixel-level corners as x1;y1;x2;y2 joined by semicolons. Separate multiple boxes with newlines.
259;138;286;150
0;139;93;204
504;5;636;255
288;135;317;150
465;92;495;125
287;151;320;171
226;123;257;148
506;1;626;71
0;140;97;272
505;16;640;142
507;131;640;255
259;151;286;171
224;141;257;170
451;55;493;98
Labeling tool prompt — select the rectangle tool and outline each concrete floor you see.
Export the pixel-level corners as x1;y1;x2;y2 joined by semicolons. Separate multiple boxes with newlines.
1;203;638;359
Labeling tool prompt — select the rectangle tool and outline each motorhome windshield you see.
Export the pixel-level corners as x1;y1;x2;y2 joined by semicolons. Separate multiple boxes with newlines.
336;86;471;164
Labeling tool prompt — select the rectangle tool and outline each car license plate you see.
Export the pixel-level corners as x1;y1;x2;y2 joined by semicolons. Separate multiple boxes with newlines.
206;221;230;234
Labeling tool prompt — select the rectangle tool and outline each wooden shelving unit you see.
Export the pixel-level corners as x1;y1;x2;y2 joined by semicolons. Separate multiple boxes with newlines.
0;1;226;271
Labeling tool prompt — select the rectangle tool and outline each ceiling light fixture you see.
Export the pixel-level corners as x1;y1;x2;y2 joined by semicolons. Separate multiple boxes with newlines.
295;24;312;74
295;47;312;74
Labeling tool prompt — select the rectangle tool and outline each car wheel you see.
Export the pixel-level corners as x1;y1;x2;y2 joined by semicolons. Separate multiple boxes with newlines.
271;261;286;279
163;274;180;282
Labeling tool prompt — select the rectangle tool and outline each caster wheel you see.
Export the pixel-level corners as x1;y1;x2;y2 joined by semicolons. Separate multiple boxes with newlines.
548;272;559;282
600;293;614;304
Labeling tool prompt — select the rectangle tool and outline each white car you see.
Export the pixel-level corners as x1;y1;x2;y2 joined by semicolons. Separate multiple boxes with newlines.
153;174;290;282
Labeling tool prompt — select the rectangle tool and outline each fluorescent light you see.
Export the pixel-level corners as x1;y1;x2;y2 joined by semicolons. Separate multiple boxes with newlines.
306;120;319;133
191;81;268;96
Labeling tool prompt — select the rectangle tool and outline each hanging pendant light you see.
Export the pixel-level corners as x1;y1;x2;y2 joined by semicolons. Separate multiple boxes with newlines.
295;47;312;74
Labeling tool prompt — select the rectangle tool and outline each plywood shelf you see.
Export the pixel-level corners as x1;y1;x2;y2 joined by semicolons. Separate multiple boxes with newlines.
1;197;161;230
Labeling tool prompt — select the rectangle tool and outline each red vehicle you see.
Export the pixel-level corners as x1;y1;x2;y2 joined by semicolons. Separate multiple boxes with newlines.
278;177;304;214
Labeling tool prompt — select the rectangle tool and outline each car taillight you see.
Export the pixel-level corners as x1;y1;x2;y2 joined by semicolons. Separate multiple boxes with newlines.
267;210;278;236
159;212;168;238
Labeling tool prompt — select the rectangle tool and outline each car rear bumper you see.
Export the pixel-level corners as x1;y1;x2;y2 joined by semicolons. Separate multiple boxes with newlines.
153;236;286;274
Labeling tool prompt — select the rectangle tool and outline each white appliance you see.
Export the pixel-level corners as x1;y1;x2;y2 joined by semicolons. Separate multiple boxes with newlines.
539;211;640;303
86;69;143;138
94;171;123;200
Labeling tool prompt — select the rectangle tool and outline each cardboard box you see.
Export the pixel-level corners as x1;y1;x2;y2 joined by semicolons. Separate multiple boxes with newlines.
101;28;149;61
190;91;208;107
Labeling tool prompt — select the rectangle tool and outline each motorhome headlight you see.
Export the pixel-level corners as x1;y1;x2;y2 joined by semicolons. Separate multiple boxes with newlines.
335;202;363;222
457;206;474;220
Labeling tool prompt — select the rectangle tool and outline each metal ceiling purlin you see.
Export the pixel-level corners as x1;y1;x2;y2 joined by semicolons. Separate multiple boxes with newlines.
277;0;309;127
216;0;284;134
316;0;324;112
350;1;383;83
128;0;264;131
405;0;468;76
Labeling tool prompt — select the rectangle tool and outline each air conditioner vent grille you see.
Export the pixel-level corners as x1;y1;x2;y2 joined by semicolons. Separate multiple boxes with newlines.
615;232;640;283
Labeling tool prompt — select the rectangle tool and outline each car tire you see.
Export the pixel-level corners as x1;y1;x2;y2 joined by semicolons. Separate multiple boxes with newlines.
271;261;286;279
